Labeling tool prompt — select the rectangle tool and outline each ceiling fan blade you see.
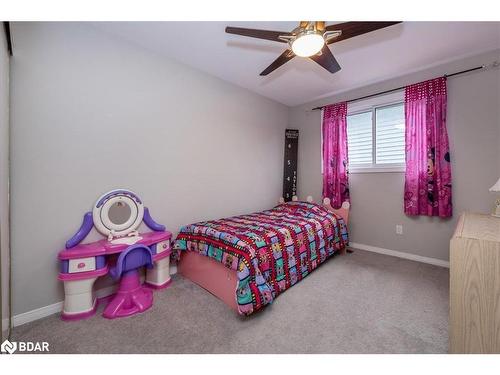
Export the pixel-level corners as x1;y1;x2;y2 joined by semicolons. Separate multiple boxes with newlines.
309;45;341;74
225;26;292;43
260;50;295;76
325;21;401;44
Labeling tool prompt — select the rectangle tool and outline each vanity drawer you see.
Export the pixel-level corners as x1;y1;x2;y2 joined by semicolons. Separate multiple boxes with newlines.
155;240;171;254
68;257;96;273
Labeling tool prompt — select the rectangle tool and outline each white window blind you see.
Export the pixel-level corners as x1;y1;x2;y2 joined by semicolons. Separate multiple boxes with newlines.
346;100;405;172
375;104;405;164
347;111;372;165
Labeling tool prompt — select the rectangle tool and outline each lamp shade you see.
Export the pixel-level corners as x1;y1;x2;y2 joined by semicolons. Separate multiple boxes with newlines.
489;178;500;192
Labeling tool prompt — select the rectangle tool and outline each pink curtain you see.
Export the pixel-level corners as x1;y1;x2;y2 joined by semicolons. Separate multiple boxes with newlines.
322;102;349;209
404;77;452;217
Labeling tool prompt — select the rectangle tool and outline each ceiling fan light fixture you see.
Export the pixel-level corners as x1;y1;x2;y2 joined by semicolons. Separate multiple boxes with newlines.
291;31;324;57
225;21;402;75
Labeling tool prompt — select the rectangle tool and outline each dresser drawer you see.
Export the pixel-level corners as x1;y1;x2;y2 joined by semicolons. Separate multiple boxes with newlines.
68;257;96;273
155;240;171;254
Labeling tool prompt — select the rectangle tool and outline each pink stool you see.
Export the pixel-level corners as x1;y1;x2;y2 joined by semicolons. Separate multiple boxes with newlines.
103;244;154;319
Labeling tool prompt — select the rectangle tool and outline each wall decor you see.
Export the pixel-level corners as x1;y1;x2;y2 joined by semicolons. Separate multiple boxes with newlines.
283;129;299;202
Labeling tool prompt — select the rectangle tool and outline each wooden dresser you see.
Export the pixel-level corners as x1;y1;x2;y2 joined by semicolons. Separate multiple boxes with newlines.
450;212;500;353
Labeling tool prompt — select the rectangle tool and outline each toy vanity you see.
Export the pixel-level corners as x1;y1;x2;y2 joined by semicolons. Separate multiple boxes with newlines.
58;189;172;320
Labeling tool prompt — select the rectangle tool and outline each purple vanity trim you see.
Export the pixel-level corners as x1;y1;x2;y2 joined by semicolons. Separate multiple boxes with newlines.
60;260;69;273
96;190;142;208
65;212;94;249
143;207;166;232
110;245;154;281
96;255;106;269
145;278;173;290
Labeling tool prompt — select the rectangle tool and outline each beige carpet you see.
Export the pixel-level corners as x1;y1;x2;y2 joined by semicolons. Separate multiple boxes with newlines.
12;249;449;353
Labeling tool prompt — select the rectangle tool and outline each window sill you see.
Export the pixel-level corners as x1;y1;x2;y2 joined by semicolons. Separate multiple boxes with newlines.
349;166;405;174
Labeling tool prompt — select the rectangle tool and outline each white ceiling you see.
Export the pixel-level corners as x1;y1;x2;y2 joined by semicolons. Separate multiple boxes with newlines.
92;22;500;107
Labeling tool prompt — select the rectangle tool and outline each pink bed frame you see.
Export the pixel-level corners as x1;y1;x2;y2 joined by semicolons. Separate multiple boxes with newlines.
178;198;350;312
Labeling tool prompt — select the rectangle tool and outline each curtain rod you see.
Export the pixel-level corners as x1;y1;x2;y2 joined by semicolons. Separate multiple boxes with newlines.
311;62;498;111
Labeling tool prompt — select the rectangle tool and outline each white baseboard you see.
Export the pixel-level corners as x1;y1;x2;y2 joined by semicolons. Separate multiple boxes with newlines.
6;284;118;329
349;242;449;268
5;266;178;329
11;301;64;328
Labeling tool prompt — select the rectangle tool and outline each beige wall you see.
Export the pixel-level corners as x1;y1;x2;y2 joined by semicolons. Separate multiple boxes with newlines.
10;23;288;315
289;49;500;262
1;25;10;337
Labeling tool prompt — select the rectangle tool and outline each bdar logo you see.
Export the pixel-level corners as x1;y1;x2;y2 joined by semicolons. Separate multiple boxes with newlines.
1;339;17;354
1;339;49;354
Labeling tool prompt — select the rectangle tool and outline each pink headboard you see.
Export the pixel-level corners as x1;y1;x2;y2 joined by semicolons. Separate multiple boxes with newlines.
278;196;350;225
322;198;350;225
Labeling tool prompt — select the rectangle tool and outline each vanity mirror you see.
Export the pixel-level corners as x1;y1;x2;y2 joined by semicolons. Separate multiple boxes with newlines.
108;202;131;225
65;189;165;248
93;190;145;244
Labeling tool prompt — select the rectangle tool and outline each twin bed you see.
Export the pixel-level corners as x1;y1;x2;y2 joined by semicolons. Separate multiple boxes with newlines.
173;198;349;315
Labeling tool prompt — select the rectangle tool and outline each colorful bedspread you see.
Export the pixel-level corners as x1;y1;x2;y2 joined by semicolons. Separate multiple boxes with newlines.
173;202;348;315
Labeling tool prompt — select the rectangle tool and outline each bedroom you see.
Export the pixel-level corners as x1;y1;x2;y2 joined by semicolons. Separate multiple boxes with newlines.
1;0;500;371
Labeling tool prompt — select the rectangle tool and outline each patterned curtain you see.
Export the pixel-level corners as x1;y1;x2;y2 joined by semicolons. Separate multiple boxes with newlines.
404;77;452;217
322;102;350;209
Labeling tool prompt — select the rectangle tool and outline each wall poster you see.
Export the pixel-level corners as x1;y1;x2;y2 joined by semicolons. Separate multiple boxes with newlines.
283;129;299;202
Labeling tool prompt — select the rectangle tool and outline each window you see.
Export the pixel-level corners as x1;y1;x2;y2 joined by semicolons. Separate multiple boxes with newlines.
347;96;405;173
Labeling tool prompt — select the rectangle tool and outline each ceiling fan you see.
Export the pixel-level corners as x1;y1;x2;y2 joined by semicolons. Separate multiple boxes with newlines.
225;21;401;76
